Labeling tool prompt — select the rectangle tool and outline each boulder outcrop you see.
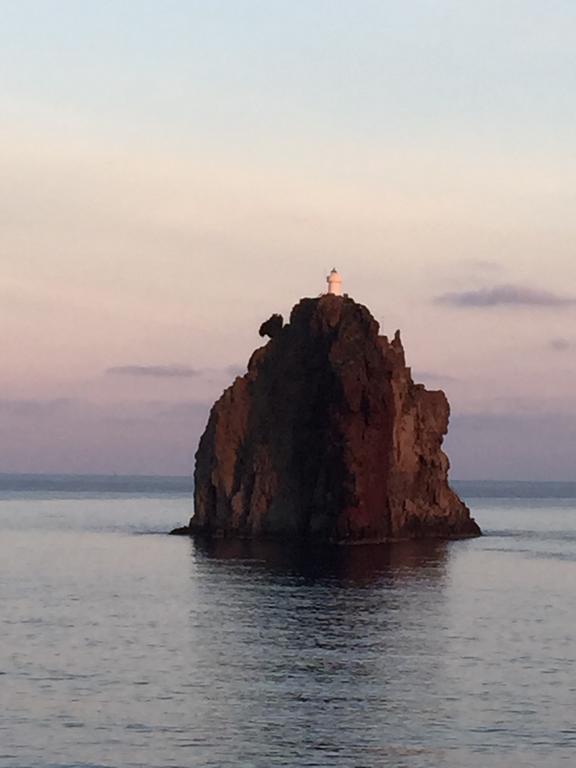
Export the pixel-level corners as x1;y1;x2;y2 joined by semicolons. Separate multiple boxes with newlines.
177;294;480;542
259;313;284;339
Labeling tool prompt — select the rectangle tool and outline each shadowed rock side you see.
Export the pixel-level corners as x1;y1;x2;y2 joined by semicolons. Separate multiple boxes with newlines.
179;295;480;543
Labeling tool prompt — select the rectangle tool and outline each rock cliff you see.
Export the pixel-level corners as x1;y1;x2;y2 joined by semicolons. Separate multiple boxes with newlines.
178;294;480;542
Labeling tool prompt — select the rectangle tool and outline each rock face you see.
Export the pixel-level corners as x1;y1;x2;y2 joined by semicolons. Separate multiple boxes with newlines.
259;313;284;339
185;294;480;543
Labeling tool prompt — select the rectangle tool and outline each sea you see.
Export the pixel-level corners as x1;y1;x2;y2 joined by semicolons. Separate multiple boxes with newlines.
1;475;575;768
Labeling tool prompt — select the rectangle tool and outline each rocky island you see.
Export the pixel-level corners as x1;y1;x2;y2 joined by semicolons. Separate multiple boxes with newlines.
174;274;480;543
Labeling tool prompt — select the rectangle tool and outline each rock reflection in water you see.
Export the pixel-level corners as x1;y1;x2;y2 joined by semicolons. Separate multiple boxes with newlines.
184;538;453;767
192;537;449;585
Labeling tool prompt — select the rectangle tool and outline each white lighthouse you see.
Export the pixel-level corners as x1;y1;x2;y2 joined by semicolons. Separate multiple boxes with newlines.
326;268;343;296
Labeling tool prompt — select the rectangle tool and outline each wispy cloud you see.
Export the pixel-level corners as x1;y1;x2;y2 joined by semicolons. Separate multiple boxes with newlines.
435;284;576;308
464;259;503;273
0;398;210;474
548;337;576;351
413;370;457;383
446;408;576;481
106;365;200;378
0;398;73;415
225;364;245;377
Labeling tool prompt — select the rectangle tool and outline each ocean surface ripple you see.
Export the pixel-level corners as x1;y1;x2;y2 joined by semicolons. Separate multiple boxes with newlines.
1;478;575;767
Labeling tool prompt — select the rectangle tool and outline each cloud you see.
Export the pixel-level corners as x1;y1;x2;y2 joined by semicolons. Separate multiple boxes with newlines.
413;370;457;383
225;364;245;377
0;398;211;474
464;259;503;273
548;337;575;351
446;409;576;481
0;398;73;415
163;400;210;417
435;284;576;308
106;365;200;378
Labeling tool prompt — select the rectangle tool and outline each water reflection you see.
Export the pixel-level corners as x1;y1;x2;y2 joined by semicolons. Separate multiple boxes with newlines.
184;538;453;766
5;492;575;767
191;537;449;586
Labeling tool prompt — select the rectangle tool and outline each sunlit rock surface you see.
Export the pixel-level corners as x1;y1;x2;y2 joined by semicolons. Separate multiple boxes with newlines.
178;294;480;542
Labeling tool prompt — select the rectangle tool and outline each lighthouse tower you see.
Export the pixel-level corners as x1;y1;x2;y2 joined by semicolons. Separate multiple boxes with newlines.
326;268;343;296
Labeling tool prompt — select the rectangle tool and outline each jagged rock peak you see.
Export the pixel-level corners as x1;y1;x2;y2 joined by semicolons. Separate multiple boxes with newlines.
176;293;480;543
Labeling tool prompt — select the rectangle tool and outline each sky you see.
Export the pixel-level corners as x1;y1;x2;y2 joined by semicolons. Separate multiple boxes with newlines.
1;0;576;479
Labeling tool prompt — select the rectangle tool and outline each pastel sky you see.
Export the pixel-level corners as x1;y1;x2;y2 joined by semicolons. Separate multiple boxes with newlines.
1;0;576;478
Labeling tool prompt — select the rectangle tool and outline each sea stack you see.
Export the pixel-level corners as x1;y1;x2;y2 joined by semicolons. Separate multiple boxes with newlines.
180;274;480;543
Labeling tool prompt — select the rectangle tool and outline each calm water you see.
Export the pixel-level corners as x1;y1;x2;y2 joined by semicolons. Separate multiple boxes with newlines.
1;477;575;768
